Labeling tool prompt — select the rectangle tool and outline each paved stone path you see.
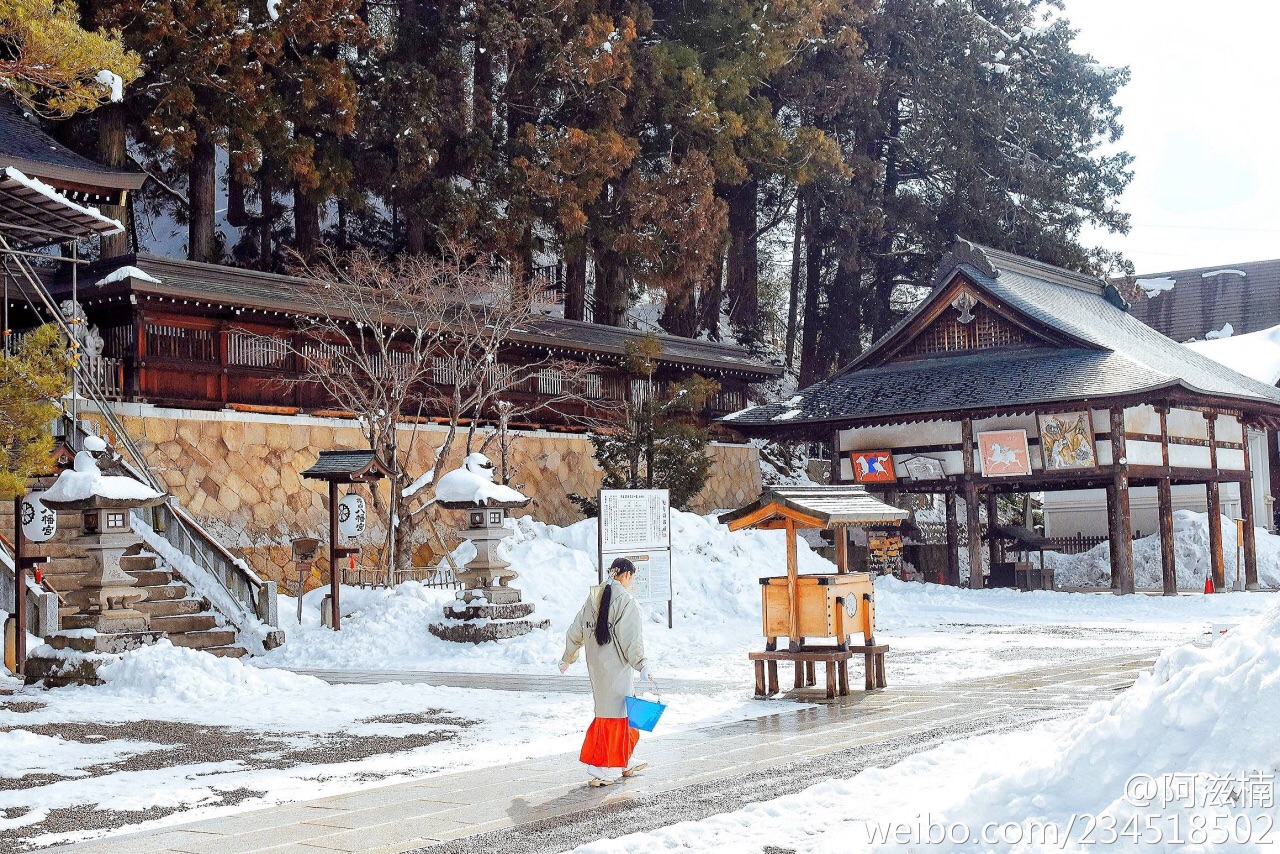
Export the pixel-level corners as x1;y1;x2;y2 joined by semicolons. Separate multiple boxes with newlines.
54;653;1155;854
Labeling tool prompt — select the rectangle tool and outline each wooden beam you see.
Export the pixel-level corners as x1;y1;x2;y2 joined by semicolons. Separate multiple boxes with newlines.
835;527;849;574
1108;406;1135;595
1158;478;1177;596
785;518;800;652
328;481;341;630
1207;481;1225;593
945;490;959;586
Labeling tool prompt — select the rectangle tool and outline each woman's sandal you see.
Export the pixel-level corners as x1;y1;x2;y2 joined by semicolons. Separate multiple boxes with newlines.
588;778;614;788
621;762;648;777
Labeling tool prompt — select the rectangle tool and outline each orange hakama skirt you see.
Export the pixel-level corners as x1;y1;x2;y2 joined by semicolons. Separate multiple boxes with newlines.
579;717;640;768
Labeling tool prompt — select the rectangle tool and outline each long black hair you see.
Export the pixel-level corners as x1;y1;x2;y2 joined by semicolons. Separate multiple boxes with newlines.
595;558;636;645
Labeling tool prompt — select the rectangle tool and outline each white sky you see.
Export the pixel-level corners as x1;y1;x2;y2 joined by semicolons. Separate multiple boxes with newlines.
1066;1;1280;274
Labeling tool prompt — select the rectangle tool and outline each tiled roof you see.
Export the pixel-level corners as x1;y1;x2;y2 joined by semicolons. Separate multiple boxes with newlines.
1126;258;1280;342
54;253;781;379
718;485;908;528
300;450;388;481
0;99;144;191
726;241;1280;431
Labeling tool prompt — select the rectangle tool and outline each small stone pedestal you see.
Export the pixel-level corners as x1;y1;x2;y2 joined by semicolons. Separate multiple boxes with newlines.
429;503;548;644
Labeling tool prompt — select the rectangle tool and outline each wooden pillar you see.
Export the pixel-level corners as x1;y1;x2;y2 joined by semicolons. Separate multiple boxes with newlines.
962;417;983;589
1108;407;1135;594
835;526;849;574
328;481;341;629
944;491;960;586
12;497;26;675
1207;481;1225;593
1241;475;1260;590
785;518;800;652
1158;478;1177;596
985;489;1000;582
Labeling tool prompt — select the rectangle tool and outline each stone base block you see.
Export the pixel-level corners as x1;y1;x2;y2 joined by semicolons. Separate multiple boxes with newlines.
24;630;166;687
444;601;535;621
44;630;165;654
62;609;150;634
428;617;550;644
459;585;522;605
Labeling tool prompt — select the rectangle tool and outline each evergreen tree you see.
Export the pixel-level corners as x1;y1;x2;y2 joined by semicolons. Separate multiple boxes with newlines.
0;326;71;500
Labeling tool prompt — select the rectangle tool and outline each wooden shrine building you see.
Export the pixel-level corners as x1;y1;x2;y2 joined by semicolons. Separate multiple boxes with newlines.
725;240;1280;594
3;252;780;428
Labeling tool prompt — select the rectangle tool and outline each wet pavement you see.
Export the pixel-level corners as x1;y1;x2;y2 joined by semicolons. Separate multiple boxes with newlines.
51;652;1155;854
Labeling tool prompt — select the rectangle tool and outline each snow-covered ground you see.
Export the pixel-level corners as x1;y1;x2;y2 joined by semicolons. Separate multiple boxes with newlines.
3;511;1277;849
572;601;1280;853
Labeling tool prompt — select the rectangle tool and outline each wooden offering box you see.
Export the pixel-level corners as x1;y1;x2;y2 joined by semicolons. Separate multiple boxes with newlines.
761;572;875;648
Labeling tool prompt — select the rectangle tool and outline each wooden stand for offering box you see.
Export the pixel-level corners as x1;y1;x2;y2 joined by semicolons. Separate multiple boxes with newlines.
719;486;906;700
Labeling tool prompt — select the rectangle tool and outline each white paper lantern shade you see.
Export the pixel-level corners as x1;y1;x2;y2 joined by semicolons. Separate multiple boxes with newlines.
337;493;367;538
21;491;57;543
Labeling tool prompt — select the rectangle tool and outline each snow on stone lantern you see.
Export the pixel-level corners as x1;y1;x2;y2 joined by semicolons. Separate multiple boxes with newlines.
39;436;168;635
428;453;549;643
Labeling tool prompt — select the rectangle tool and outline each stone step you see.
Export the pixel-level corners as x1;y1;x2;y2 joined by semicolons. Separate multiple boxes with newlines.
151;613;220;634
125;569;174;587
166;629;237;650
204;645;249;659
137;597;205;618
119;554;159;573
137;583;190;602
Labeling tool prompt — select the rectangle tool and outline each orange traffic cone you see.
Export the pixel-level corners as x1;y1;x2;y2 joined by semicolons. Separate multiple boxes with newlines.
1204;576;1215;595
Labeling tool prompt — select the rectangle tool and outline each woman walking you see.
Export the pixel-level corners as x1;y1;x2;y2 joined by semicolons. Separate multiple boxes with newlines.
560;557;653;787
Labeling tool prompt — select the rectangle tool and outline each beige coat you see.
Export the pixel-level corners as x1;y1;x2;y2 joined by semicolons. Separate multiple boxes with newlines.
562;581;648;718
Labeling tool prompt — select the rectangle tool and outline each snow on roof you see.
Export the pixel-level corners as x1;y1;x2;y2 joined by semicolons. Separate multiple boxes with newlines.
1204;322;1233;340
96;265;161;287
434;454;530;505
1187;323;1280;385
1136;276;1176;297
1201;269;1247;278
42;450;165;505
2;166;124;235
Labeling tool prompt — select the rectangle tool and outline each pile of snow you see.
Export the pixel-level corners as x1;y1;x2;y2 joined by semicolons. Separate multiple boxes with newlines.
1136;276;1176;297
96;266;161;287
434;453;529;505
94;69;123;103
260;509;833;679
41;448;164;505
96;639;323;703
1046;510;1280;589
1187;323;1280;385
1204;321;1234;339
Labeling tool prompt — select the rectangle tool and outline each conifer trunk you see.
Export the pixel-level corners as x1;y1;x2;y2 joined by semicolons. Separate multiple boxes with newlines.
724;179;759;334
785;197;804;369
294;185;321;259
798;190;824;387
593;249;629;327
565;244;587;322
96;105;130;259
188;126;217;262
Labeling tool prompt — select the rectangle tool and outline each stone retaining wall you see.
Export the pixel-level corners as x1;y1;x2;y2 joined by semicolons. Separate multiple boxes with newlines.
83;405;762;588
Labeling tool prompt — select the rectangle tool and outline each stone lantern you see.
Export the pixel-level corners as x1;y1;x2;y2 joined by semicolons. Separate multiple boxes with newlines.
428;453;549;643
39;437;168;635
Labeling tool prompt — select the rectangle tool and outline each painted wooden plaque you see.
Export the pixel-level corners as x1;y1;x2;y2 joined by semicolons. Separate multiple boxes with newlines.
1038;411;1097;470
977;429;1032;477
850;451;897;483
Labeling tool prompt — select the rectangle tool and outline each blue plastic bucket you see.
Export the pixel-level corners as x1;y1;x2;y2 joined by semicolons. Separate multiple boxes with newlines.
625;695;666;732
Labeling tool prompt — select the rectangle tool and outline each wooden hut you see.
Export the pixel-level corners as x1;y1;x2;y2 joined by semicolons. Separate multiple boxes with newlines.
725;240;1280;595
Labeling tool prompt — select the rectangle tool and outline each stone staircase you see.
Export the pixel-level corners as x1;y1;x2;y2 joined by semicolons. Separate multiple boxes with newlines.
56;547;248;659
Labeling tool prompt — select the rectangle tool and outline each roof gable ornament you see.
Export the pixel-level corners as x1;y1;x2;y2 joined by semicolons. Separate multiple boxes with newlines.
933;238;996;287
950;290;977;324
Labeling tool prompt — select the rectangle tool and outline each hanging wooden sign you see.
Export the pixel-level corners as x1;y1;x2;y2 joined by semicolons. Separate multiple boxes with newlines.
850;451;897;483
